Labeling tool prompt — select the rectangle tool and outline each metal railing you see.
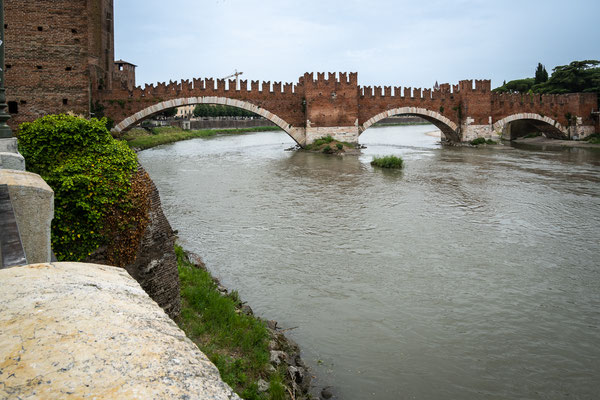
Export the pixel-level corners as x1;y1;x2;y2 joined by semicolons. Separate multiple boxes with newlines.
0;184;27;268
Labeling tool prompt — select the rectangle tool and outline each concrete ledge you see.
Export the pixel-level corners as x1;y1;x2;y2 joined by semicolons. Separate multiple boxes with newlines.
0;137;19;153
0;170;53;263
0;151;26;171
0;262;240;399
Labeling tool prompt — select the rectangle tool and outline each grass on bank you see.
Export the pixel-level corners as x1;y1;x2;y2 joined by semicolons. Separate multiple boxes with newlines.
121;125;281;150
175;245;286;400
370;155;404;169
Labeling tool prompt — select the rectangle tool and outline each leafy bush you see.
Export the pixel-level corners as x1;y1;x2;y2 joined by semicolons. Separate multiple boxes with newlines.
336;143;343;150
584;133;600;144
322;145;333;154
470;137;487;145
371;155;404;169
18;114;138;261
312;135;334;147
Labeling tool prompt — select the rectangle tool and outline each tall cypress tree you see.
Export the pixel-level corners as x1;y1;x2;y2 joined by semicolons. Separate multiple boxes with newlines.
535;63;549;84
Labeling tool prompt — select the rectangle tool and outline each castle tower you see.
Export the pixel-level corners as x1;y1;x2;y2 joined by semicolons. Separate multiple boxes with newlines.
4;0;122;129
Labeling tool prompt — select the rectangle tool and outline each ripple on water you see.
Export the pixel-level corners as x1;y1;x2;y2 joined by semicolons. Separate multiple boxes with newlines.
139;127;600;400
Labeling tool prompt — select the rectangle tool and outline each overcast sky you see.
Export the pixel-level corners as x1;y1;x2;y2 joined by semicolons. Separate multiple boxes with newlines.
115;0;600;90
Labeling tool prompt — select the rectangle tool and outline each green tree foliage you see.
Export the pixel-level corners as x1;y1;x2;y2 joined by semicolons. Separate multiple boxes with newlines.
493;60;600;98
534;63;549;84
17;115;138;261
534;60;600;94
159;107;177;118
492;78;535;93
193;104;258;118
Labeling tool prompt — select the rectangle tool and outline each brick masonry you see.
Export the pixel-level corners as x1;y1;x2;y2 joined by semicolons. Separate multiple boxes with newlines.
5;0;120;129
101;74;598;145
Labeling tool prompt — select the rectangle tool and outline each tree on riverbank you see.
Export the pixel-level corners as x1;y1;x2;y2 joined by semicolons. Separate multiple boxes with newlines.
493;60;600;97
193;104;258;118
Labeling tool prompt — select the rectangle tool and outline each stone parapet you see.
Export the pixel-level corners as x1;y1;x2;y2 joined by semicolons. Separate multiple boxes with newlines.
0;169;53;264
0;262;240;399
306;126;359;144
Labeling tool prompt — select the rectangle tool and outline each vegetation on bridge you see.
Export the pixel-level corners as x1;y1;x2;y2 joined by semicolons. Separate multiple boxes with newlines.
17;114;143;262
122;126;281;150
303;135;355;154
493;60;600;97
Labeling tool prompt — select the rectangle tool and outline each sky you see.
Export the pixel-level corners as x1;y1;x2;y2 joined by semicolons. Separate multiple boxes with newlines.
114;0;600;90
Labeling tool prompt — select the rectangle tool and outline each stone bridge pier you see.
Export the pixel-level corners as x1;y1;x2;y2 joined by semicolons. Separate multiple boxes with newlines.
99;73;598;146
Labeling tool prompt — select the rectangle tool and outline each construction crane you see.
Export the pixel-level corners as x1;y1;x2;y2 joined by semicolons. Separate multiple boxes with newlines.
222;69;244;89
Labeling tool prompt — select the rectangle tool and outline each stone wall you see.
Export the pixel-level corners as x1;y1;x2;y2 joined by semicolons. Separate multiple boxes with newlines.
125;167;180;318
0;262;239;399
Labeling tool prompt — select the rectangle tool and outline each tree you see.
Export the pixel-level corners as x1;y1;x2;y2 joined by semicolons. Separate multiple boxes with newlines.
159;107;177;118
534;63;548;84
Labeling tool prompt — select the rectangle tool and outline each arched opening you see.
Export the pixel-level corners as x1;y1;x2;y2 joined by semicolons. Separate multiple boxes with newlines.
493;114;567;140
360;107;460;142
112;97;303;145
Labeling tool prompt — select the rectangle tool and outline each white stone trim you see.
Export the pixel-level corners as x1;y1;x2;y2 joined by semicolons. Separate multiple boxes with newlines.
360;107;459;133
492;113;568;136
112;97;305;145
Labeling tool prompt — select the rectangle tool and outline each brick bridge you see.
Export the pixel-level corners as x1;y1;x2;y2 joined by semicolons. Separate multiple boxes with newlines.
99;72;598;146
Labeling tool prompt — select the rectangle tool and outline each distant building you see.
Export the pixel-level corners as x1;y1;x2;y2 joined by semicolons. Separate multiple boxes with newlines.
5;0;135;129
433;81;440;91
176;105;195;118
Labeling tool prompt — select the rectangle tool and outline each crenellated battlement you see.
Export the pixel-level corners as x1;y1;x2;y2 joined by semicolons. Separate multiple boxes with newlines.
99;71;597;145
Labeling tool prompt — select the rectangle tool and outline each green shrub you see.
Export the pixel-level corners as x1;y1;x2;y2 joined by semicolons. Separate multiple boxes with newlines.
17;114;138;261
470;137;487;145
322;145;333;154
371;155;404;169
336;143;343;150
584;133;600;144
313;135;334;147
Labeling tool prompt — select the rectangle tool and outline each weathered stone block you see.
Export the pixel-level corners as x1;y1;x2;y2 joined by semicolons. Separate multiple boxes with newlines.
0;262;240;399
0;170;53;264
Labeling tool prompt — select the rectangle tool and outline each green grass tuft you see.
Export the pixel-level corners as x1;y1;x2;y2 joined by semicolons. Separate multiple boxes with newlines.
175;245;276;399
370;155;404;169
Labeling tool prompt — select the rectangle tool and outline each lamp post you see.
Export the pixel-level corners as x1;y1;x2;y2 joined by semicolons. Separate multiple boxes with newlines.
0;0;12;138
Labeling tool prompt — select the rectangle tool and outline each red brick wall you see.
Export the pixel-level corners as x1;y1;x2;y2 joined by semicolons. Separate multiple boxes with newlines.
5;0;90;130
5;0;116;131
302;72;358;127
99;78;307;129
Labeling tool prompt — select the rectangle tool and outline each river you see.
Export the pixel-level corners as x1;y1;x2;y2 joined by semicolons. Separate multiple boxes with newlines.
138;125;600;399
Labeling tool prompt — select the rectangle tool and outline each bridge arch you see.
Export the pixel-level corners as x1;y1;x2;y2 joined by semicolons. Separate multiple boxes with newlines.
111;96;304;144
493;113;568;140
360;107;460;142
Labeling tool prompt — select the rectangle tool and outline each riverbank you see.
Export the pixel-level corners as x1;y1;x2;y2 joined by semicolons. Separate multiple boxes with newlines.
175;245;312;400
512;135;600;148
121;126;281;150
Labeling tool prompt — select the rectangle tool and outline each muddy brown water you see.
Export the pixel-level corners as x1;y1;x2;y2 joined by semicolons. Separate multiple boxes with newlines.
139;125;600;399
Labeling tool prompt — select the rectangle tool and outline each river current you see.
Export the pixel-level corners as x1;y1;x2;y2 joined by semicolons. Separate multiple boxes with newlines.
138;125;600;399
